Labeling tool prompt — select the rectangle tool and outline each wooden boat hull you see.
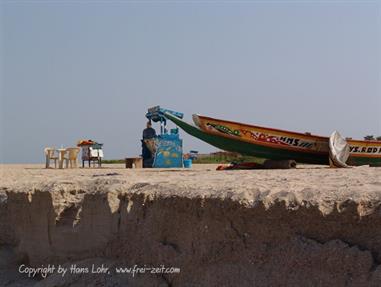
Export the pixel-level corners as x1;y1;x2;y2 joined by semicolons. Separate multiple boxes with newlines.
164;113;381;166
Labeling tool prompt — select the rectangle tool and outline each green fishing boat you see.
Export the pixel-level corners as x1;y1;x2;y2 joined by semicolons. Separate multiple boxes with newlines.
164;112;381;167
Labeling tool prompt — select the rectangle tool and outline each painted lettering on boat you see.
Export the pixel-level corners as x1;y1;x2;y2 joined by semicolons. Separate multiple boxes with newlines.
240;131;314;149
240;129;287;145
279;136;314;148
206;123;241;137
350;146;381;154
206;121;315;149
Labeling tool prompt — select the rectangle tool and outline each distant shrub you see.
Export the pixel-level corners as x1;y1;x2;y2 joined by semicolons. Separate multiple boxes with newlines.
102;159;125;164
364;135;375;141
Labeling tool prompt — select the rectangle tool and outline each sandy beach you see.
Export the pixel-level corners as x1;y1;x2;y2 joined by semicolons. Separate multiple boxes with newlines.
2;163;381;214
1;164;381;286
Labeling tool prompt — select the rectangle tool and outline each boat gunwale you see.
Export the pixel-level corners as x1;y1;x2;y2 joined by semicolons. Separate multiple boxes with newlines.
194;114;381;145
346;139;381;145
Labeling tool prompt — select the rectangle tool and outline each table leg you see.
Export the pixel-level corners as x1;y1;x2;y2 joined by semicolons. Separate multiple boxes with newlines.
45;155;50;168
58;151;65;169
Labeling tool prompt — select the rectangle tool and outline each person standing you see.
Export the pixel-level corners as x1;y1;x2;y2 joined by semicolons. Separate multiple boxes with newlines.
142;121;156;168
143;121;156;140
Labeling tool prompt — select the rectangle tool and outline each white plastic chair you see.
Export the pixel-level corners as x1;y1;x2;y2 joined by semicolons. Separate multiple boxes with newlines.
64;147;80;168
44;147;58;168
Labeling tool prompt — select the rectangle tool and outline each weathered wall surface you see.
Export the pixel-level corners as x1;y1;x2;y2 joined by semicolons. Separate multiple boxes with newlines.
1;165;381;286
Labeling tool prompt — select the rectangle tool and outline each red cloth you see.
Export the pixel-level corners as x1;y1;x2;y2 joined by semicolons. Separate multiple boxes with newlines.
77;140;95;146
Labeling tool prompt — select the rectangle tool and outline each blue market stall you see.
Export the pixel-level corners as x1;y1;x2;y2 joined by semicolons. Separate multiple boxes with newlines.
143;106;184;168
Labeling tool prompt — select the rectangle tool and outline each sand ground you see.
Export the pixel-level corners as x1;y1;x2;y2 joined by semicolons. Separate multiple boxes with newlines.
1;163;381;286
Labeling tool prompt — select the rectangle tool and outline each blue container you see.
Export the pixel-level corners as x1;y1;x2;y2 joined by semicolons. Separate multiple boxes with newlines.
183;159;192;168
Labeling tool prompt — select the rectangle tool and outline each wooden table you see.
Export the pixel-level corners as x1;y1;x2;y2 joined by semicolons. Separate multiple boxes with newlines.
80;144;103;167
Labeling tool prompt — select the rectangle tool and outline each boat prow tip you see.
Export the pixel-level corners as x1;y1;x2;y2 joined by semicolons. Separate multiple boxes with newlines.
192;114;201;127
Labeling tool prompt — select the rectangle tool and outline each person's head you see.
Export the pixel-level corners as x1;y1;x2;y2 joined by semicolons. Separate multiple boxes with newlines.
146;121;152;128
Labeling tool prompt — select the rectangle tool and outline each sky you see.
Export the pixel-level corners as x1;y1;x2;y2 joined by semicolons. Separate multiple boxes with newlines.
1;0;380;163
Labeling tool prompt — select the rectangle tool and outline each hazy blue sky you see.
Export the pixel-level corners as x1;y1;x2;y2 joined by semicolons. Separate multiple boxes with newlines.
1;1;380;163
